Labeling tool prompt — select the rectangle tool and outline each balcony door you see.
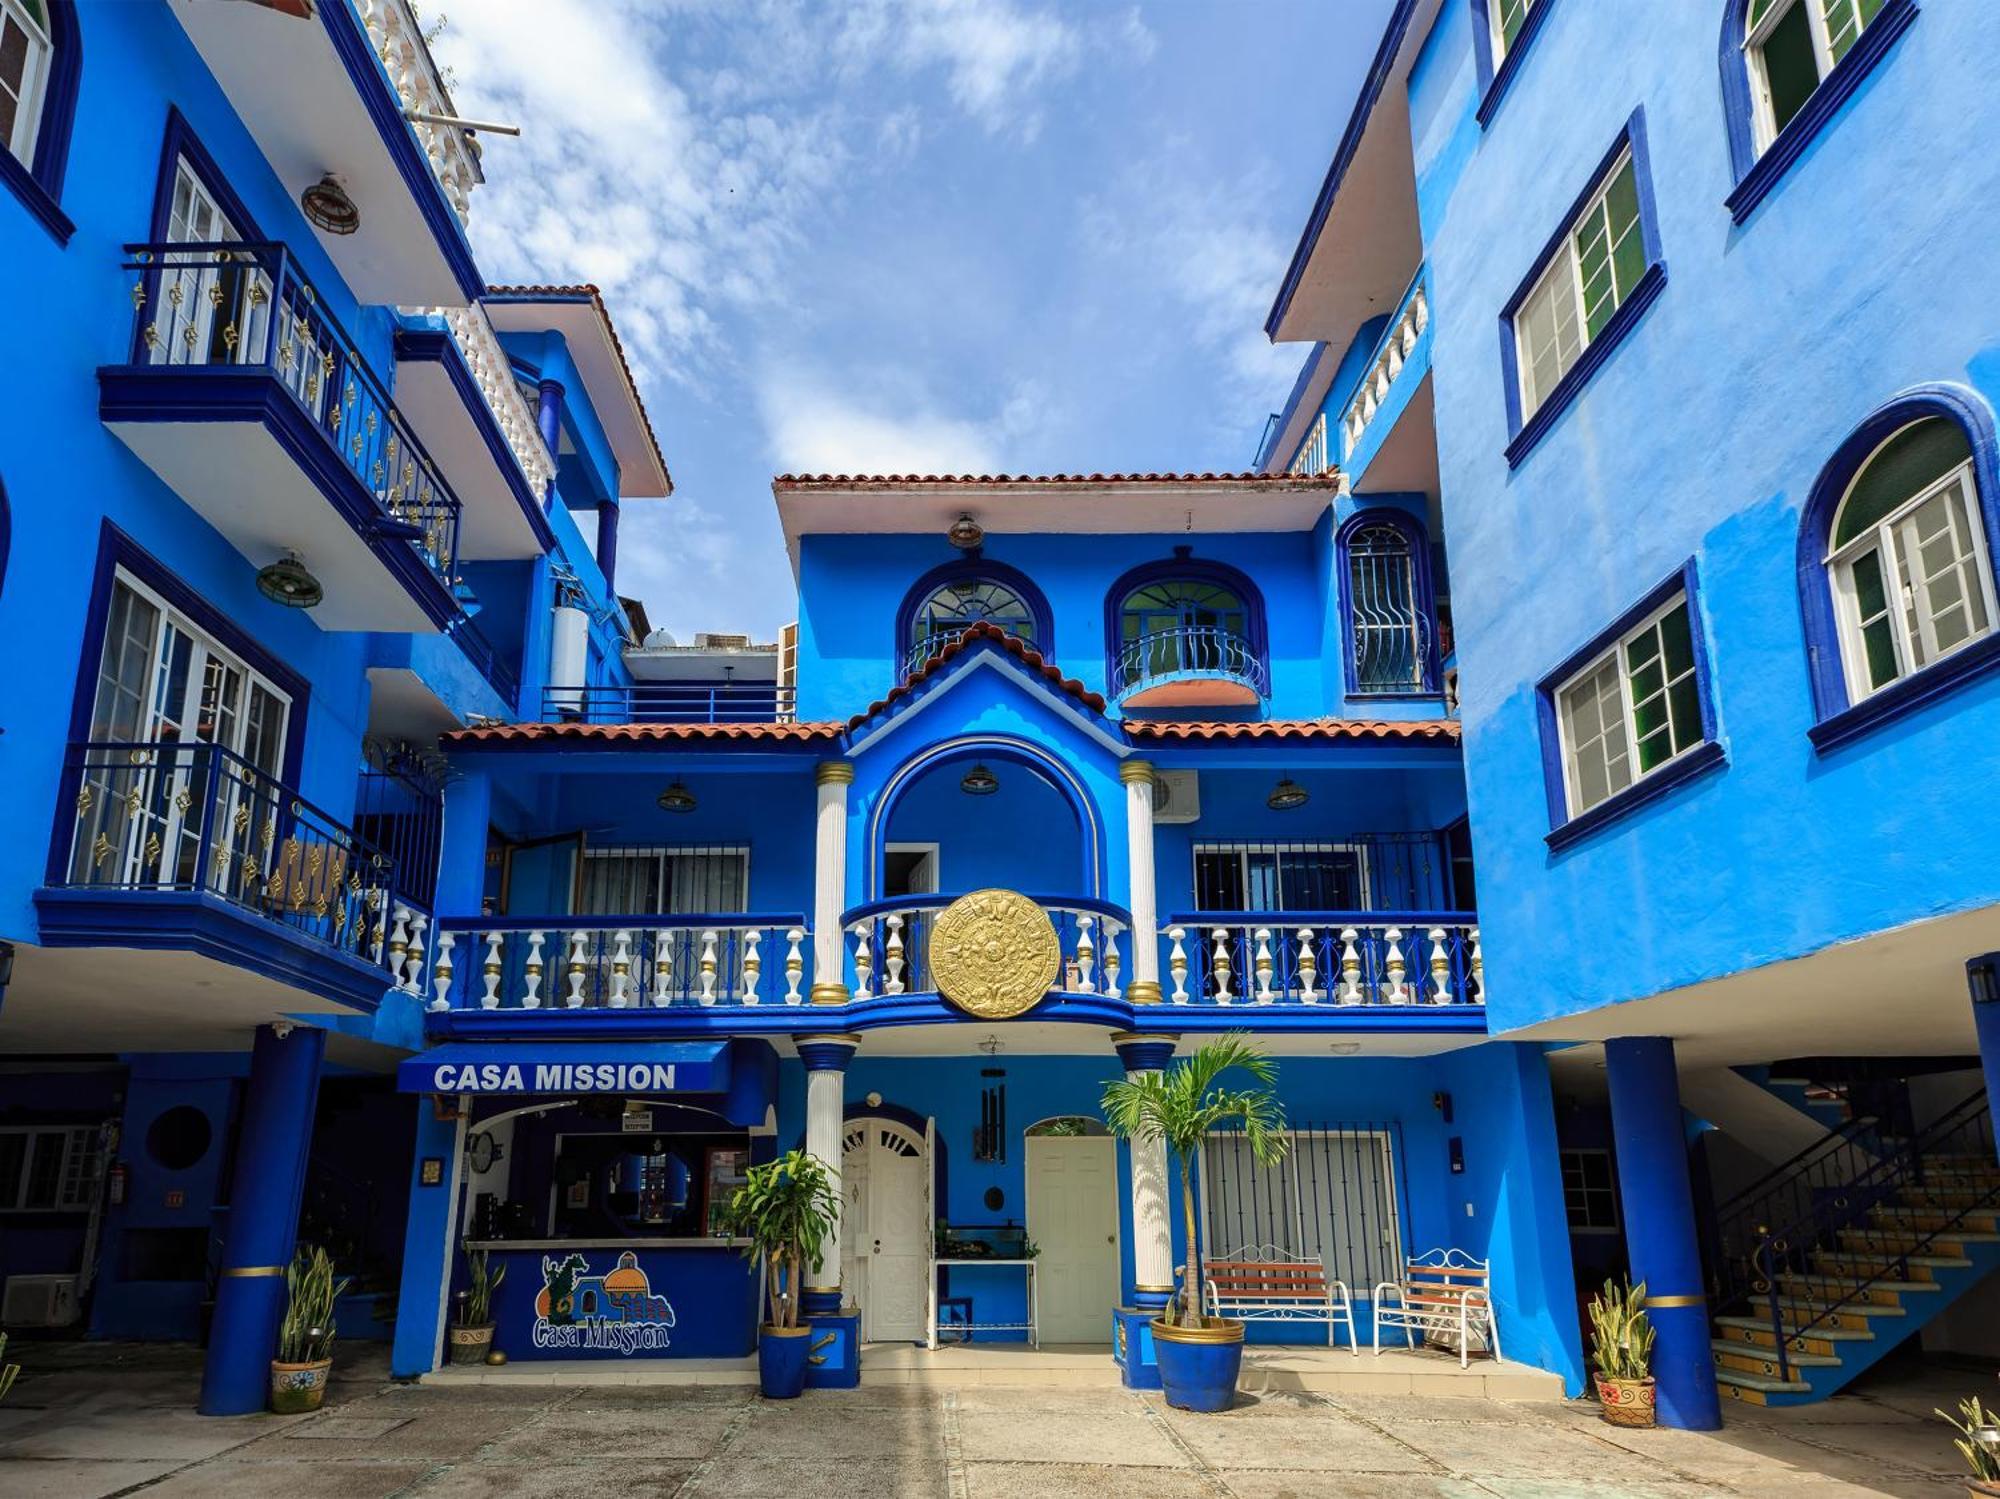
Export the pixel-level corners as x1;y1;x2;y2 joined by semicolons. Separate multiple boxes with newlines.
75;571;289;892
158;154;271;372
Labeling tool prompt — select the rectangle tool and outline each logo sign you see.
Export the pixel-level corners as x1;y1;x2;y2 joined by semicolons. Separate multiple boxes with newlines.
532;1251;676;1355
397;1045;727;1096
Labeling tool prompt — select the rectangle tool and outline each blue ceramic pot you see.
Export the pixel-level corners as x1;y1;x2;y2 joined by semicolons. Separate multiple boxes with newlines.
758;1325;812;1399
1151;1318;1244;1412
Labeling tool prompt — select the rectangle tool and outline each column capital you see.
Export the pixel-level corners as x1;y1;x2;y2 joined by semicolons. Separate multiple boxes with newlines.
796;1034;861;1071
1118;759;1157;787
815;760;856;786
1110;1032;1177;1072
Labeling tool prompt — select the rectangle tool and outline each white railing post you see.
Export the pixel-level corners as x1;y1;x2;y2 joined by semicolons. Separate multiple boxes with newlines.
1296;927;1318;1004
1428;927;1453;1005
652;929;672;1006
1102;921;1122;1000
430;929;455;1012
387;905;411;987
1338;927;1363;1006
741;928;763;1005
1167;926;1189;1004
851;921;874;1000
785;928;806;1006
1253;927;1274;1004
1381;926;1409;1004
883;914;906;995
522;930;545;1009
609;930;633;1009
1211;927;1233;1005
1074;914;1096;995
403;910;429;994
565;931;588;1008
697;930;719;1006
1470;927;1484;1005
479;930;503;1010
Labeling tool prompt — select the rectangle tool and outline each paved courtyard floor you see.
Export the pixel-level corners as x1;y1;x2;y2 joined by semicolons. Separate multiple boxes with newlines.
0;1341;1991;1498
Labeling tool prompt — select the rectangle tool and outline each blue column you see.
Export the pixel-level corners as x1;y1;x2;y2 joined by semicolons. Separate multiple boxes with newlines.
391;1096;466;1378
596;498;620;595
535;378;564;489
1967;954;2000;1162
437;771;491;918
198;1023;326;1415
1604;1036;1722;1430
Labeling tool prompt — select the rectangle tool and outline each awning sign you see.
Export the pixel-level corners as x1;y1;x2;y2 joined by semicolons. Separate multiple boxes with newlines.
397;1043;729;1096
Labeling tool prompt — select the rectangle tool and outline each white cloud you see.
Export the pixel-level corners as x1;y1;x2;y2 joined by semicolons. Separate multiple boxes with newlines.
759;371;1015;475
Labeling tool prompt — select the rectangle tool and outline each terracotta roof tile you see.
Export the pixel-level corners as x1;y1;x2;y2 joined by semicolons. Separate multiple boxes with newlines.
441;720;843;746
847;621;1105;729
773;471;1339;488
1123;718;1461;743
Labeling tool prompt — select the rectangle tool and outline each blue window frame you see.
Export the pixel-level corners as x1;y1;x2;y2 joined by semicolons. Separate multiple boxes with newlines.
1536;560;1725;850
0;0;78;243
1796;383;2000;752
1103;557;1269;700
1470;0;1560;127
1499;108;1666;470
895;559;1052;681
1336;508;1441;697
1719;0;1918;224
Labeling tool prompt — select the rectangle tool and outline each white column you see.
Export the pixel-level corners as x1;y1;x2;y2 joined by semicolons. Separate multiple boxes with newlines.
1120;760;1163;1005
1113;1033;1177;1310
798;1035;860;1309
811;761;854;1004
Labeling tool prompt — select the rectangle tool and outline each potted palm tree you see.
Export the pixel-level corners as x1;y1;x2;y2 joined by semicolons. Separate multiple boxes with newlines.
726;1147;839;1399
1100;1033;1287;1412
270;1244;350;1413
1588;1278;1657;1427
1937;1396;2000;1496
449;1247;507;1365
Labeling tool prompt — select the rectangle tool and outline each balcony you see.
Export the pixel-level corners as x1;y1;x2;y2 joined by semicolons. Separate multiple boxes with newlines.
1112;623;1269;707
1161;916;1481;1007
36;741;433;1015
1338;264;1431;486
100;241;463;633
542;683;798;724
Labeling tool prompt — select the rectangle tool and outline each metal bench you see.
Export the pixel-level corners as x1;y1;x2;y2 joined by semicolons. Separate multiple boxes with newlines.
1203;1248;1358;1352
1371;1248;1498;1367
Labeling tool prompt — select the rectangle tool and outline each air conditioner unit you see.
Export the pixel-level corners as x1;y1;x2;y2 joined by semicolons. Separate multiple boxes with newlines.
3;1274;79;1328
1153;770;1200;824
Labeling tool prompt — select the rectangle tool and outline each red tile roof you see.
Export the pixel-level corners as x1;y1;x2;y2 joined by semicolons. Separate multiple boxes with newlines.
441;720;843;746
773;471;1340;488
1123;718;1461;743
847;621;1105;729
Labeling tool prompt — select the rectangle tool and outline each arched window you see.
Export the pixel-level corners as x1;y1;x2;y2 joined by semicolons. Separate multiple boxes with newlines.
1104;561;1268;700
1340;513;1436;695
896;561;1050;679
0;0;79;242
1826;417;1993;699
1742;0;1885;151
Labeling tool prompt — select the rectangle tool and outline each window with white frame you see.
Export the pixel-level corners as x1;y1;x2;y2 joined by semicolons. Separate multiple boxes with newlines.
578;846;749;915
0;0;51;165
1514;148;1646;420
1743;0;1886;151
1487;0;1539;67
1827;418;1995;700
1560;1148;1619;1233
1555;593;1704;816
0;1125;99;1211
1194;843;1370;913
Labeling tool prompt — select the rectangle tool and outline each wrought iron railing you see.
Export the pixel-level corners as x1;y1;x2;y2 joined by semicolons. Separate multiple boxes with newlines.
842;894;1132;1001
429;917;813;1011
120;239;461;592
1720;1089;1994;1382
56;740;427;989
1113;624;1268;699
541;683;796;724
1161;915;1481;1006
903;625;1036;680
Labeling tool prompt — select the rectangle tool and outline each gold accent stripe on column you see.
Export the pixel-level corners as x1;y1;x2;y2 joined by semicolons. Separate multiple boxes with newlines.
1646;1293;1706;1308
220;1265;286;1278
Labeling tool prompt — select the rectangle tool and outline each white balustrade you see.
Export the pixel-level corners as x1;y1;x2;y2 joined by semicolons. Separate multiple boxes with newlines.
784;928;806;1005
1342;275;1428;460
1168;926;1189;1004
430;929;455;1013
1074;915;1096;995
1211;927;1234;1005
1253;928;1274;1004
651;929;671;1007
697;931;719;1006
850;921;875;1000
883;915;906;996
387;906;411;988
1296;927;1318;1004
403;910;429;994
1102;935;1122;1000
480;930;504;1010
358;0;483;223
402;304;558;498
523;930;545;1009
1470;928;1485;1004
608;930;633;1008
1152;919;1482;1009
1380;927;1409;1004
1428;927;1452;1005
565;931;589;1008
1339;928;1364;1005
741;929;762;1005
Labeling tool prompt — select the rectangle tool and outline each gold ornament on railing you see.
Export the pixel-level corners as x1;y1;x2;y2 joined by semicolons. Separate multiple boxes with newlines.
75;784;93;817
143;831;162;870
91;832;113;869
207;283;223;308
144;323;161;351
248;282;267;307
167;281;184;308
173;785;192;815
123;785;143;820
222;323;239;353
130;282;145;311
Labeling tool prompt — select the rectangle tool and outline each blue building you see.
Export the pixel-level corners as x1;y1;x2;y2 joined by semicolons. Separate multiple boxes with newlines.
0;0;665;1413
1258;0;1999;1423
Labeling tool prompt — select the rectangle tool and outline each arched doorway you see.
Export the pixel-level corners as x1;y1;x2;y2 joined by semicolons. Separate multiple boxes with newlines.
841;1116;932;1342
1025;1116;1119;1344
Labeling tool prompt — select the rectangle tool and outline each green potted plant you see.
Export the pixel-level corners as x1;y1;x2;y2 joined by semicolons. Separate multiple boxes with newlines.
1100;1033;1287;1412
270;1244;350;1413
0;1332;18;1404
1587;1278;1656;1427
1938;1395;2000;1496
449;1247;507;1365
726;1147;838;1399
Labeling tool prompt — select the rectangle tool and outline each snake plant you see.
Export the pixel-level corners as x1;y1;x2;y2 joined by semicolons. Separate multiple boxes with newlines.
461;1247;507;1327
1937;1395;2000;1482
276;1245;350;1364
0;1333;17;1404
1586;1278;1655;1382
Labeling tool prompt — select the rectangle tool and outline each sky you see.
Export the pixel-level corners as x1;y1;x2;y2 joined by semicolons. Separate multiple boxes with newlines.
430;0;1390;643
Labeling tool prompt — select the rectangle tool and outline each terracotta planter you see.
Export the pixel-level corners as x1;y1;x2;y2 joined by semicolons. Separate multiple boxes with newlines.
269;1358;331;1414
448;1322;495;1366
1594;1373;1656;1428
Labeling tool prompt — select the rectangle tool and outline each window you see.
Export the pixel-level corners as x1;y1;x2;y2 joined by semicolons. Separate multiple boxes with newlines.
0;0;72;241
1515;149;1645;420
907;576;1038;675
1826;418;1994;700
1194;843;1371;913
1560;1148;1619;1233
0;0;51;164
579;846;749;915
1744;0;1886;149
1556;593;1704;816
1199;1128;1403;1292
1342;515;1433;694
0;1126;100;1212
1116;579;1252;691
1488;0;1538;65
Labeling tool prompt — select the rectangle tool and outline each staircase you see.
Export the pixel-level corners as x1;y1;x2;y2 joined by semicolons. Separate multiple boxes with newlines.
1708;1090;1998;1405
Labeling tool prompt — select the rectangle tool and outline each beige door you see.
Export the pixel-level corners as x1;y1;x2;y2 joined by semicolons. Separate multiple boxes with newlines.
1027;1134;1120;1344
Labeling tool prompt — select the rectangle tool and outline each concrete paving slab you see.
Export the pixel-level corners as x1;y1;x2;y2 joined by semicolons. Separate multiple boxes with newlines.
691;1455;950;1498
476;1403;740;1461
961;1461;1220;1498
282;1415;415;1440
724;1401;946;1458
1463;1482;1744;1499
411;1458;701;1497
954;1385;1154;1413
1589;1418;1946;1490
956;1408;1185;1467
1329;1392;1552;1425
1777;1418;1968;1476
1216;1475;1494;1499
138;1459;435;1497
1139;1388;1334;1419
1387;1421;1670;1482
0;1407;297;1461
1160;1411;1436;1473
0;1457;183;1498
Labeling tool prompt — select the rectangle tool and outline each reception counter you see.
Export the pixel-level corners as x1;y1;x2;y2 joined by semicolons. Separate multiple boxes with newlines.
465;1238;760;1360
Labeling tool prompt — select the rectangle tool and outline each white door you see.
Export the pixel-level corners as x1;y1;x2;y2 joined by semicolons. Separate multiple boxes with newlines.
842;1120;931;1342
1027;1134;1120;1344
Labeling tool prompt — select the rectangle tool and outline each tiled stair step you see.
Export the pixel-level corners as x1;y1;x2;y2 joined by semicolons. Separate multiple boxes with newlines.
1713;1317;1872;1355
1778;1275;1937;1306
1812;1251;1971;1274
1871;1206;2000;1233
1897;1189;2000;1210
1716;1370;1814;1401
1911;1167;2000;1186
1712;1340;1842;1372
1841;1228;2000;1254
1769;1299;1904;1329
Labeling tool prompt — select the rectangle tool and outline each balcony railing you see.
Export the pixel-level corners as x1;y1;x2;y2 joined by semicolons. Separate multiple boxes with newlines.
903;625;1035;680
1112;624;1268;700
843;894;1132;1000
542;683;797;724
1341;264;1429;463
427;918;812;1012
1161;915;1482;1006
121;240;462;593
55;740;431;992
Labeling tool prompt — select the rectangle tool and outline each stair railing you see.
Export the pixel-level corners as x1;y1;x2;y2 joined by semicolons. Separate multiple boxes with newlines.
1710;1110;1885;1313
1734;1089;1992;1383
